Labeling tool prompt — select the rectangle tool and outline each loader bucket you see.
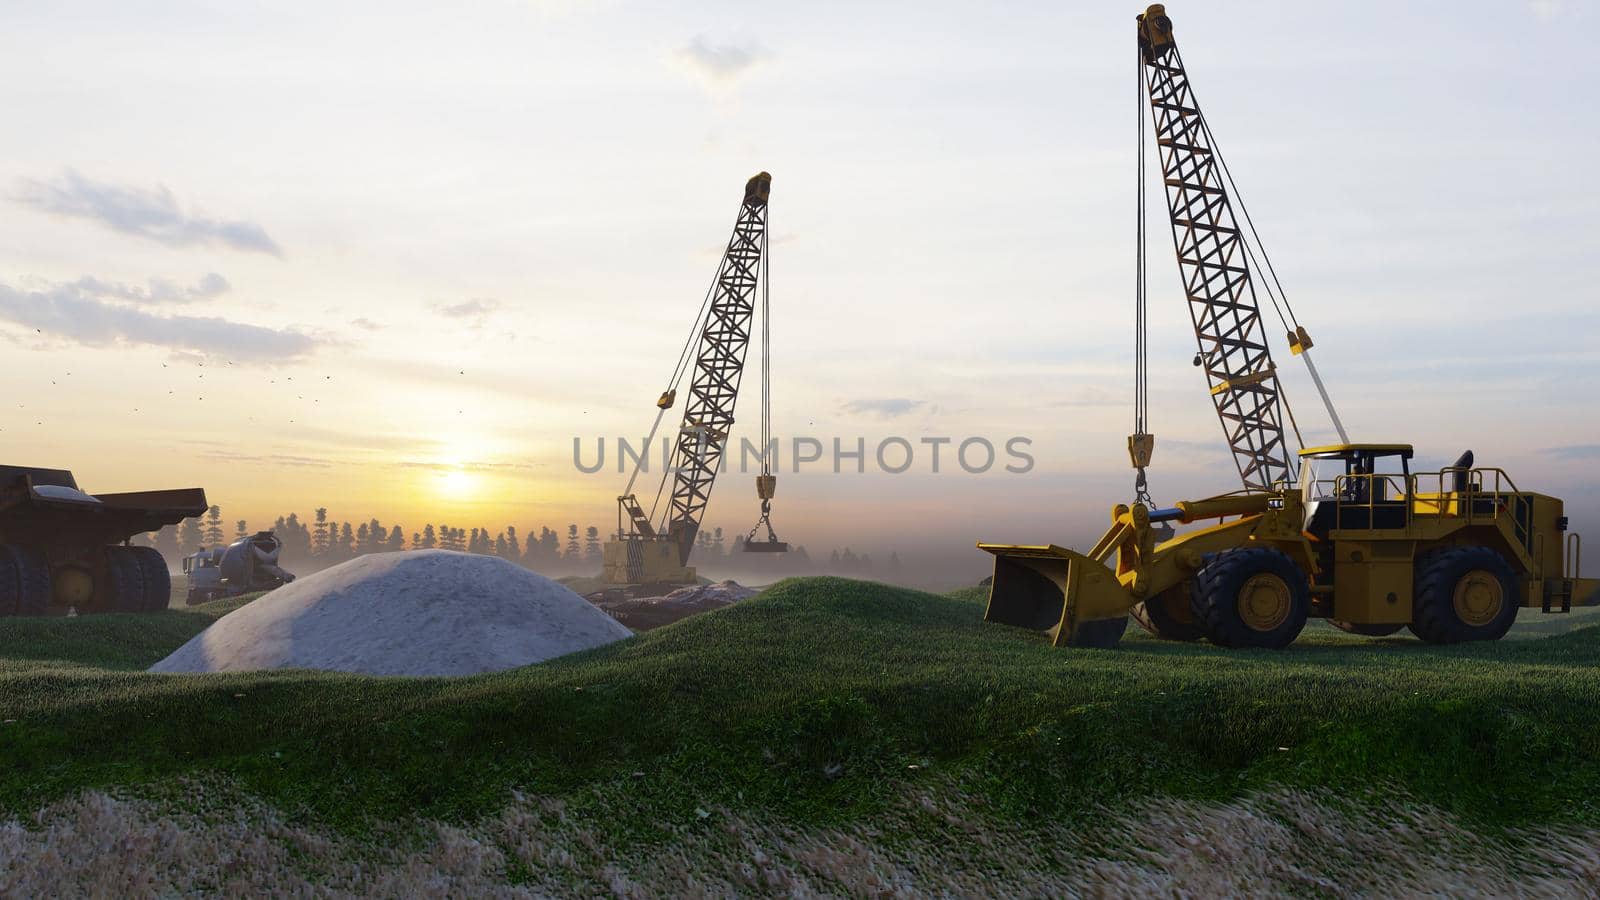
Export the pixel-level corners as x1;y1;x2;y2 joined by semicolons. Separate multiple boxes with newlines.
978;543;1135;648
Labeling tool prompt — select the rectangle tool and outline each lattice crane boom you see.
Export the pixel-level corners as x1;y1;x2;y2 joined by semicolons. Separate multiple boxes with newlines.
1136;4;1299;492
660;173;771;564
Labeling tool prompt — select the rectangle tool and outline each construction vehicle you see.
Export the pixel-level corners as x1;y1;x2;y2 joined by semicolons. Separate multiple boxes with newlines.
601;172;788;586
182;531;295;604
977;5;1598;648
0;465;208;616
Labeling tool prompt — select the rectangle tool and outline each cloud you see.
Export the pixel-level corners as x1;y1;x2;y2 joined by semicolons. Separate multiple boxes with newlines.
69;272;230;305
1546;444;1600;461
1530;0;1564;22
14;170;284;257
840;398;927;419
198;450;337;468
398;460;538;473
349;317;384;331
436;298;501;319
674;35;771;87
0;279;318;362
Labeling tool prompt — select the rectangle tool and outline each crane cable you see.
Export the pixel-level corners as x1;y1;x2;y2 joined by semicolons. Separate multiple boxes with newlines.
1132;42;1154;507
746;221;782;546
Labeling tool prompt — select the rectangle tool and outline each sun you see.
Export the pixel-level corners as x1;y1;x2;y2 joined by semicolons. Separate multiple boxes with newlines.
436;466;477;499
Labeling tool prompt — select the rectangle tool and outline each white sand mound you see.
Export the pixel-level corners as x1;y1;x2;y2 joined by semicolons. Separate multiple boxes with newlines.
149;550;631;676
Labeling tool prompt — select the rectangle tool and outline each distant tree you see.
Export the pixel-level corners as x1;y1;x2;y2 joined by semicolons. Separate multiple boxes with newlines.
712;527;725;557
504;526;521;561
566;524;580;559
235;519;248;541
178;518;205;554
203;506;224;546
829;549;841;569
888;552;902;578
584;526;601;563
356;522;370;554
495;534;508;558
152;525;180;562
313;508;329;555
420;524;437;549
339;522;355;557
366;519;385;553
389;525;405;551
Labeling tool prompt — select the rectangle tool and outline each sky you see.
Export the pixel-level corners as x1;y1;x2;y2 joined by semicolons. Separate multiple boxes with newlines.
1;0;1597;586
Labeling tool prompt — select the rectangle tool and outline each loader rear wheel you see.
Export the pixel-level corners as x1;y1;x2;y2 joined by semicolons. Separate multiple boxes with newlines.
1191;548;1309;649
127;546;172;612
1065;615;1129;649
1409;546;1518;644
1131;582;1204;642
1330;620;1405;637
0;545;52;617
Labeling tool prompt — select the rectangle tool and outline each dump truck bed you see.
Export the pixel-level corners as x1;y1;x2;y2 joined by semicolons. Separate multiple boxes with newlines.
0;466;208;551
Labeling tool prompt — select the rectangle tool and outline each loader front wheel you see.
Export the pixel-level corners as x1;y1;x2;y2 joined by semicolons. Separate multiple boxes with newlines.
1131;582;1204;641
1192;548;1309;649
1409;546;1518;644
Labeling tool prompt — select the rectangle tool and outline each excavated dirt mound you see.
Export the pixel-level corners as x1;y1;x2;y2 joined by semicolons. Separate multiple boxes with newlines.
588;580;758;631
149;551;631;676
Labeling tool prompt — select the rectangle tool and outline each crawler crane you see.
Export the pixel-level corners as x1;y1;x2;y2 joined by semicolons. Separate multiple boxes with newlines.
601;173;787;586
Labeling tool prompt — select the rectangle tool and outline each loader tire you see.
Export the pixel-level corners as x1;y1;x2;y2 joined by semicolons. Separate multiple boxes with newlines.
1330;620;1404;637
1131;582;1205;642
127;546;172;612
1065;615;1129;649
1409;546;1518;644
85;547;146;615
1191;548;1309;649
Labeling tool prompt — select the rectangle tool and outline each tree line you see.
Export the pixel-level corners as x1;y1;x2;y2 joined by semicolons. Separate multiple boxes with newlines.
136;505;901;578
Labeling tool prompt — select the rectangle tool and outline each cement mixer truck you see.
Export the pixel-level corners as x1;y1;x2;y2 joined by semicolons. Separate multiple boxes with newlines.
182;531;295;604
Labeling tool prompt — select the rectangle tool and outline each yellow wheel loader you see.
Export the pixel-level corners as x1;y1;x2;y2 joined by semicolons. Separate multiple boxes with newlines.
980;445;1598;649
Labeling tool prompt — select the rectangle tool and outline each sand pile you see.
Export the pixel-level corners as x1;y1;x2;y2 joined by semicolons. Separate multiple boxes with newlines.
590;580;758;631
149;550;631;676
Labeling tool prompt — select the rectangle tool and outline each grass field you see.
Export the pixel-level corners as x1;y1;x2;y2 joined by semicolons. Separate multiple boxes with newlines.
3;577;1600;892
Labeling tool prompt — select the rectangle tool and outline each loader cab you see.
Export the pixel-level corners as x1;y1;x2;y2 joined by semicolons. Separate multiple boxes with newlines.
1299;444;1414;536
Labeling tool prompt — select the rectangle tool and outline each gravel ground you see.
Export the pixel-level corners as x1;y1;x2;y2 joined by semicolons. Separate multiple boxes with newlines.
3;782;1595;897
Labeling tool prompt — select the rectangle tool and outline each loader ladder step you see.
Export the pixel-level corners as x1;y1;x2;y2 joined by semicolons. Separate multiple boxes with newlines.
1543;580;1574;614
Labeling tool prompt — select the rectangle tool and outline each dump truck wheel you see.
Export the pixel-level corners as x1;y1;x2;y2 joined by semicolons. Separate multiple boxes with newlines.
1131;583;1204;641
9;546;52;617
1192;548;1309;649
85;547;146;615
1330;620;1404;637
0;548;18;616
127;547;172;612
1066;615;1129;649
1409;546;1518;644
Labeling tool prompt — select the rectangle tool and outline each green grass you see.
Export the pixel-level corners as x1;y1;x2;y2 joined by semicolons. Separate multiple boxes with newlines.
2;577;1600;839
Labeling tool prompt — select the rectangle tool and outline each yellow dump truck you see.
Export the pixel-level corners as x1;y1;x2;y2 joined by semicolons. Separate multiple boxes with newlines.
980;445;1598;649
